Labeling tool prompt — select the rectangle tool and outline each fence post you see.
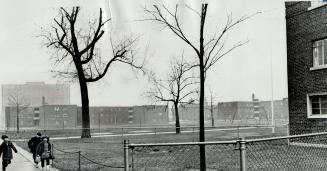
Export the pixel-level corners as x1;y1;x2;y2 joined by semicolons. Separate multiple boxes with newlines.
192;127;195;142
122;128;124;137
239;137;247;171
287;124;290;145
237;127;240;139
51;145;54;167
78;151;81;171
124;140;130;171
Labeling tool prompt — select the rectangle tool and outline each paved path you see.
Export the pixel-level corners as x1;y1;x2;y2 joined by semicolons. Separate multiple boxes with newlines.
0;140;59;171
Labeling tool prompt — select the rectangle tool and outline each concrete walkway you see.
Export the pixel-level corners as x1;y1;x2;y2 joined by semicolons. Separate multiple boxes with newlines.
1;141;59;171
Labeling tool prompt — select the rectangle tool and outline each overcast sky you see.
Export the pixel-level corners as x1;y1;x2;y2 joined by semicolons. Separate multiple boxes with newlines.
0;0;287;108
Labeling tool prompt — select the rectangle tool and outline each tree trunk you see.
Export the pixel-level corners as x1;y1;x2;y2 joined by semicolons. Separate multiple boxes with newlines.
199;4;208;171
210;98;214;127
174;102;181;134
75;61;91;138
199;61;206;171
211;108;214;127
16;105;19;133
80;79;91;138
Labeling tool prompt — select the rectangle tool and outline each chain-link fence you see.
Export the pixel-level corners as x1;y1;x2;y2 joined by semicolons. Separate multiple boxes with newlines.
125;132;327;171
246;132;327;171
126;140;241;171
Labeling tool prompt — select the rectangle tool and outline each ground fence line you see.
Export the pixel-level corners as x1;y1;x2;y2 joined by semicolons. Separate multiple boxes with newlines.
125;131;327;171
52;144;124;171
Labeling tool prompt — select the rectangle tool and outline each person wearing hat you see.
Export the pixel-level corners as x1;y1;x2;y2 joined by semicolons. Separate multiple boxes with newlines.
36;136;52;171
0;135;17;171
28;132;42;167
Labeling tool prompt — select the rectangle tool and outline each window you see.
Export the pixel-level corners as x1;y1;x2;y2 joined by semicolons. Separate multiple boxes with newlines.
313;39;327;67
34;120;39;126
307;94;327;118
309;0;327;10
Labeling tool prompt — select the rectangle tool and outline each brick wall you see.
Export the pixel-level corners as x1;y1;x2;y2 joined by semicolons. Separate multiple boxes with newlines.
286;2;327;134
216;99;288;121
77;105;169;127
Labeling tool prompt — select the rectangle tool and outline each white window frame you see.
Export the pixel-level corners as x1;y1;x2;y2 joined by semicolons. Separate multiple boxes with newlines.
310;39;327;70
308;0;327;10
307;93;327;118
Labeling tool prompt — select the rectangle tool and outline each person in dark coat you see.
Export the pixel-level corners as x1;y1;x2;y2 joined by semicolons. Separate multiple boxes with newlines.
28;132;42;167
0;135;17;171
36;136;51;171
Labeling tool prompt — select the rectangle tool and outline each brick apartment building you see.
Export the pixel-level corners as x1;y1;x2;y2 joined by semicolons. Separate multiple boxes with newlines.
175;94;288;125
217;98;288;122
5;105;169;130
5;105;78;130
286;1;327;134
78;105;169;128
176;104;212;124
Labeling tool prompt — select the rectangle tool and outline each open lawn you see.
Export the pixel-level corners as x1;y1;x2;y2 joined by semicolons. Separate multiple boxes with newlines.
13;126;291;170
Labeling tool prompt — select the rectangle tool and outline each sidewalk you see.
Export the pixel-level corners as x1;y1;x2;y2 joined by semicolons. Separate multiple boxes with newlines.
2;141;59;171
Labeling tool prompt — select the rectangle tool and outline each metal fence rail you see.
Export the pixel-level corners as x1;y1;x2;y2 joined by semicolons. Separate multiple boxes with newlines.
125;131;327;171
126;140;242;171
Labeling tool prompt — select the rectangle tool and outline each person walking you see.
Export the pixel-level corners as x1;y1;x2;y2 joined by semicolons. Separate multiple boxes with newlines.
28;132;42;167
0;135;17;171
36;136;51;171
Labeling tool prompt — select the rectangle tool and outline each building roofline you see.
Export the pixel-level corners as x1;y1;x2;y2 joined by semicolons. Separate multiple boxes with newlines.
286;2;327;19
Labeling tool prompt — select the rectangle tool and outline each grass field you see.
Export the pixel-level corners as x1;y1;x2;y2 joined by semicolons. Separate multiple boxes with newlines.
14;126;291;171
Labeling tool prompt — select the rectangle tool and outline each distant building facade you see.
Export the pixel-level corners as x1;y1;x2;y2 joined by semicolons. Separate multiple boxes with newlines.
217;98;289;122
176;104;213;124
173;96;288;125
5;104;169;129
286;1;327;134
79;105;169;128
6;105;77;130
2;82;70;129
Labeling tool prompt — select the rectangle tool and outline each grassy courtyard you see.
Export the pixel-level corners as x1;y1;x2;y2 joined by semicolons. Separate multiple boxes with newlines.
13;126;293;170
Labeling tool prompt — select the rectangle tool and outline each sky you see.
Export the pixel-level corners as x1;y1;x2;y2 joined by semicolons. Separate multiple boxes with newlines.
0;0;288;109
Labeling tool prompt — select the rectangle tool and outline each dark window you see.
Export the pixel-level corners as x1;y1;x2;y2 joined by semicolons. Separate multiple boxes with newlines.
310;95;327;115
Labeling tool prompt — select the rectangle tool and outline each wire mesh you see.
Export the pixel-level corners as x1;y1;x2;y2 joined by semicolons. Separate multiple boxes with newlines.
246;134;327;171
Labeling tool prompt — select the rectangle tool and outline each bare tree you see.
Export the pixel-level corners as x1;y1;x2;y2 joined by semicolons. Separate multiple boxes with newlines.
147;56;196;134
190;87;216;127
7;87;29;133
42;7;144;138
144;4;255;170
204;88;216;127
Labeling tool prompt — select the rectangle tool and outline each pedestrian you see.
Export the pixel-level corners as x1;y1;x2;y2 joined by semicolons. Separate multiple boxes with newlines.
28;132;42;167
0;135;18;171
36;136;52;171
